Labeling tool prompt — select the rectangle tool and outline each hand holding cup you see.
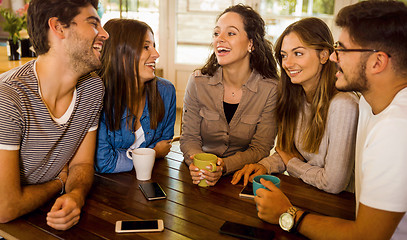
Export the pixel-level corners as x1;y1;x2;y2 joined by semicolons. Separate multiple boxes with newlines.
254;177;293;225
190;153;221;187
252;175;281;196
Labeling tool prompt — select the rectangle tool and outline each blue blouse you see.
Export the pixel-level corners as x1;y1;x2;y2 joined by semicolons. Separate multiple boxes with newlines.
95;77;176;173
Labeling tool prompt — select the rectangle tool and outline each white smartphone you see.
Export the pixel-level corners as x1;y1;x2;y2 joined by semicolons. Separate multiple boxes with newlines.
115;219;164;233
139;182;167;200
239;183;254;199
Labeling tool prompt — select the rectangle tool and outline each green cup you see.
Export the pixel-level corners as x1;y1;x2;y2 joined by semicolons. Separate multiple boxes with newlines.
193;153;218;187
253;175;281;196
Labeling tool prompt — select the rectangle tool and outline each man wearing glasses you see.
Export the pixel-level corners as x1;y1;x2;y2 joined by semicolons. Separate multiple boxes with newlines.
0;0;108;230
254;1;407;239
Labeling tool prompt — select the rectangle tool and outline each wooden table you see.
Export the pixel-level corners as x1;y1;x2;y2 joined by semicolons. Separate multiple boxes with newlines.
0;144;355;239
0;46;36;74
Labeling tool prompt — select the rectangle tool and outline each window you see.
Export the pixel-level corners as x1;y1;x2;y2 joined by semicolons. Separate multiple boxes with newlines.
175;0;250;64
101;0;160;51
173;0;337;65
260;0;335;43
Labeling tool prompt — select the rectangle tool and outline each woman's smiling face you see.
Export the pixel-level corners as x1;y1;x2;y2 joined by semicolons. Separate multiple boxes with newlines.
138;30;159;83
280;32;325;91
212;12;252;69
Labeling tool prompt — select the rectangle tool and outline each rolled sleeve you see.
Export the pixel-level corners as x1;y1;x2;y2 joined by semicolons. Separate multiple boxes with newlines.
258;152;286;174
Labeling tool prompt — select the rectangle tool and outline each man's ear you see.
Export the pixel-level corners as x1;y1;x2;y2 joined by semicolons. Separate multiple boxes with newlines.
370;52;390;74
319;49;329;64
48;17;65;39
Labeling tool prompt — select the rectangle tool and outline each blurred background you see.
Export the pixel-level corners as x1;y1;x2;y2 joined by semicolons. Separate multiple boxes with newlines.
2;0;406;107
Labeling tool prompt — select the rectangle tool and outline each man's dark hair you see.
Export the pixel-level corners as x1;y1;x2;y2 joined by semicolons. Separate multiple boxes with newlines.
336;0;407;76
27;0;99;55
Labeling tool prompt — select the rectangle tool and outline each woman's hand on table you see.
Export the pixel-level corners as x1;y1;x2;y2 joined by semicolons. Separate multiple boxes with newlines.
231;163;267;186
154;139;172;159
188;155;224;186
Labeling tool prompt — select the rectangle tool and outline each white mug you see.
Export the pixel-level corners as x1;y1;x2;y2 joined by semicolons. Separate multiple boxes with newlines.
126;148;156;180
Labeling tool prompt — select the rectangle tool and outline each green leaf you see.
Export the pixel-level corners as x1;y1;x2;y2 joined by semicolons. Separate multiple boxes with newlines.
0;7;25;44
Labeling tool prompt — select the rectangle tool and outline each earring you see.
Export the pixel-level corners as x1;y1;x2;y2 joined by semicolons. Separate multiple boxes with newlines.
213;57;219;66
248;49;252;53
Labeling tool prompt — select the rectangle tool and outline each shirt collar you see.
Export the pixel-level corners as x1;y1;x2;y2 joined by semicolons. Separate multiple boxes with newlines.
208;67;261;93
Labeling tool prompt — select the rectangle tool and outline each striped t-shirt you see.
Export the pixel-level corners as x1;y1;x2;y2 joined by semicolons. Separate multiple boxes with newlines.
0;60;104;184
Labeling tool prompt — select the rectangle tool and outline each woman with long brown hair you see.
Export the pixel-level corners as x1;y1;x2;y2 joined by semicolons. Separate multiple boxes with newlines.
180;4;279;186
232;18;358;194
95;19;176;173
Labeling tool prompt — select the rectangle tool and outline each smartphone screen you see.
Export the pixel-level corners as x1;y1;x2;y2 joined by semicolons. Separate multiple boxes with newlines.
122;220;158;230
219;221;274;240
239;183;254;199
115;220;164;233
139;182;167;200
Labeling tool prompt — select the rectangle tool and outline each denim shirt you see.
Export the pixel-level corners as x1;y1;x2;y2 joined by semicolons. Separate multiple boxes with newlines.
95;77;176;173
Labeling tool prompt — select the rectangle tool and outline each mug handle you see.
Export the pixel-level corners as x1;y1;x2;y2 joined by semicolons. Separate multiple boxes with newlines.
209;162;217;172
126;149;132;159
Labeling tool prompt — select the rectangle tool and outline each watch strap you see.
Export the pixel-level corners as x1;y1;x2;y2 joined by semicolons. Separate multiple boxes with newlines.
287;206;298;217
292;211;310;233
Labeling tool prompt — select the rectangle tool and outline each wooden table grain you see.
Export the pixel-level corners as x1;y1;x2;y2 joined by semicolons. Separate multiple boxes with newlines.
0;145;355;239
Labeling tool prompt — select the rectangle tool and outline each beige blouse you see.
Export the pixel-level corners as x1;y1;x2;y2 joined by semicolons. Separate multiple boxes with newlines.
180;68;278;174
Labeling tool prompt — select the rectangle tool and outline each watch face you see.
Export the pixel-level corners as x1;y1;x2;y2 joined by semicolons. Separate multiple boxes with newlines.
279;212;294;231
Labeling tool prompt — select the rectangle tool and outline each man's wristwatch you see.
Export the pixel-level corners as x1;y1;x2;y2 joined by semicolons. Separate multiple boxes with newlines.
279;206;298;232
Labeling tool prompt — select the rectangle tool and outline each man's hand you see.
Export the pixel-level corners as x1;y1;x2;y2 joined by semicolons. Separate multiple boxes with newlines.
46;192;83;230
46;130;97;230
255;178;292;224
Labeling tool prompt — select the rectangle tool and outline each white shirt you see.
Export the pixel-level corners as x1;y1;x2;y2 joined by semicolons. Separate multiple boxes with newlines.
355;87;407;239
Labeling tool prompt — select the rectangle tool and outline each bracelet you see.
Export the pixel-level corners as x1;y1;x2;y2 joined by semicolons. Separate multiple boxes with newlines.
293;211;310;233
55;176;65;195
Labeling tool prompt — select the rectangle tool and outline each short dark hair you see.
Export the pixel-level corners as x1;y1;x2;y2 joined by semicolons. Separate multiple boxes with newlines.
201;4;278;80
27;0;99;55
336;0;407;76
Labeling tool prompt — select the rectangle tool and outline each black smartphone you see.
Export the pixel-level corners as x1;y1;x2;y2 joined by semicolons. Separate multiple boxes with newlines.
115;219;164;233
239;183;254;199
139;182;167;200
219;221;274;240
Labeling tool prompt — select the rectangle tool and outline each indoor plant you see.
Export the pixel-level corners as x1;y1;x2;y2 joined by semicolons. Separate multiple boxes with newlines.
0;7;25;44
15;3;34;57
0;7;25;60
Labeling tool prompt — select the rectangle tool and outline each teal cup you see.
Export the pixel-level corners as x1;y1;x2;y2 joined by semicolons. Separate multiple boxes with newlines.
253;175;281;196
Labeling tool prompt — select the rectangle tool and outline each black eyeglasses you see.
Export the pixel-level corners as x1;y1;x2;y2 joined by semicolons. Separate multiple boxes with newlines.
333;41;391;61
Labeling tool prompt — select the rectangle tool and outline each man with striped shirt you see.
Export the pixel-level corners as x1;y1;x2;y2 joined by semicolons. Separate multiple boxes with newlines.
0;0;108;230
